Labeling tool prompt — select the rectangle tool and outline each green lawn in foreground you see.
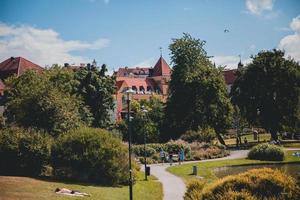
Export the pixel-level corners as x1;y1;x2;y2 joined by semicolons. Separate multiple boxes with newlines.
167;150;300;184
0;172;162;200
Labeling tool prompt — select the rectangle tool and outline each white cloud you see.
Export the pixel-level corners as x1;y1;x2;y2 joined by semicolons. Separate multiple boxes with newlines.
210;55;251;69
278;15;300;61
245;0;274;15
0;23;110;66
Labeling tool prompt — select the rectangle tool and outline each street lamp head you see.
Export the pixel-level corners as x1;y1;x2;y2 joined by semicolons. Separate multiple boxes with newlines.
124;88;136;95
141;105;148;114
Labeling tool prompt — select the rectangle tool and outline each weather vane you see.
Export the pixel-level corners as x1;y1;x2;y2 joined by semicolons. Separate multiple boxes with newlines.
159;47;163;57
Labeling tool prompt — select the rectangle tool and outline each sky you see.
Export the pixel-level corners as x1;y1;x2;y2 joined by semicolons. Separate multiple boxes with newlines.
0;0;299;72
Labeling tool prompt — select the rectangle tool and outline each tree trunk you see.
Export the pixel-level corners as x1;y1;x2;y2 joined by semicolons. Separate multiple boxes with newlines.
270;128;278;141
216;133;226;146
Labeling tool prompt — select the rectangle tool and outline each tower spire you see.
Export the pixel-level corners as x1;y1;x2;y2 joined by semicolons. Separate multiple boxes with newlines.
159;47;163;57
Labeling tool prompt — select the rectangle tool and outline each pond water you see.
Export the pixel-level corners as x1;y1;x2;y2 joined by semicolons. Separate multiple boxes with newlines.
213;163;300;179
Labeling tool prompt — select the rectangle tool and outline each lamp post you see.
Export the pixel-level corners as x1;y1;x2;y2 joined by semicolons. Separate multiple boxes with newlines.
257;108;260;142
124;88;135;200
141;106;148;181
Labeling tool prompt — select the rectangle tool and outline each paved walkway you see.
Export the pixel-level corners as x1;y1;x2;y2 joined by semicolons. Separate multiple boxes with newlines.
147;148;300;200
149;150;249;200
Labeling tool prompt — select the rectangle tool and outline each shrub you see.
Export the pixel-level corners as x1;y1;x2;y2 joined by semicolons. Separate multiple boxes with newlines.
132;145;156;157
248;143;284;161
181;127;216;143
51;127;136;185
184;180;205;200
201;168;300;200
166;139;191;156
0;127;52;176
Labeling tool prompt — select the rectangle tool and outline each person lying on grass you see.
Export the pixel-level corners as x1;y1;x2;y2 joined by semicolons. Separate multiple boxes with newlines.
55;188;90;197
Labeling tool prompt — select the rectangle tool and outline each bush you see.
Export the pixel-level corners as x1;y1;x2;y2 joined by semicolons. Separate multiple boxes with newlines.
184;180;206;200
181;127;216;143
248;143;284;161
166;139;191;155
51;127;136;185
0;127;52;176
200;168;300;200
132;145;156;157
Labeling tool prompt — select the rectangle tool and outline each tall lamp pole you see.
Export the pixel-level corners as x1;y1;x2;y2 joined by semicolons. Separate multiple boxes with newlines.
141;106;148;181
124;88;135;200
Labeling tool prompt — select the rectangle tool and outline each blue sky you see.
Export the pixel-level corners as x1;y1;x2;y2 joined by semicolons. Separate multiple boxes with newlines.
0;0;299;72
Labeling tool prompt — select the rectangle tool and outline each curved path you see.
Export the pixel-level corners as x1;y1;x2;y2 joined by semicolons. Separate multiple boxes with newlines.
149;150;249;200
149;148;300;200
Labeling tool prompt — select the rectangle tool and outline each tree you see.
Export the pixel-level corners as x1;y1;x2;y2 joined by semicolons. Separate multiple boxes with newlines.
164;33;233;144
4;70;92;136
120;97;165;144
74;64;116;128
231;49;300;140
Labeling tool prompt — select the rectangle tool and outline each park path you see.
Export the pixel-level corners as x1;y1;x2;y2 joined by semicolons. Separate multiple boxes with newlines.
149;150;249;200
149;148;300;200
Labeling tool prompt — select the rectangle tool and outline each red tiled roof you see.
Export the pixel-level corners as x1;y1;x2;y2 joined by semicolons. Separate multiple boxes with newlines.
0;57;43;80
116;77;157;91
153;56;171;76
115;67;150;77
223;69;237;85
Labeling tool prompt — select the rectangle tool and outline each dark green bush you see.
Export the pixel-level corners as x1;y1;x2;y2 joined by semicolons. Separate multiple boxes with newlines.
248;143;284;161
200;168;300;200
0;127;52;176
51;127;136;185
181;127;216;143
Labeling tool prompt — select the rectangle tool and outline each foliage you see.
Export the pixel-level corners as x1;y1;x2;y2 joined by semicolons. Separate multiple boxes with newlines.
74;65;116;128
248;143;284;161
132;145;156;157
51;127;136;185
231;49;300;140
166;139;191;155
164;33;233;144
0;127;52;176
184;180;206;200
120;97;165;144
3;70;92;136
200;168;300;200
181;127;216;143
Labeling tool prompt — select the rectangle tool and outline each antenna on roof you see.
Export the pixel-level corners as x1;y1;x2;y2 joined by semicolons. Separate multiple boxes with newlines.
159;47;163;57
238;54;241;63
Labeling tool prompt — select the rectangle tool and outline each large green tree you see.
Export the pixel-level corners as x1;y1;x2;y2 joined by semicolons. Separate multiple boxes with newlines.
118;97;165;144
4;69;92;136
231;49;300;140
74;64;116;128
164;33;233;144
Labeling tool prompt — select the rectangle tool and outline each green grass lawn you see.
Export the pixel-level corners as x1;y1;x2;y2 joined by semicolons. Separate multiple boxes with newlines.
0;172;162;200
223;133;271;146
167;150;300;184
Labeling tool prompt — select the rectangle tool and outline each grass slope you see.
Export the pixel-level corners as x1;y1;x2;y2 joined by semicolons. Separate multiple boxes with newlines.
0;172;162;200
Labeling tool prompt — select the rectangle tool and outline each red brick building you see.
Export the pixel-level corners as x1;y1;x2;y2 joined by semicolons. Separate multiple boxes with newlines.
115;56;171;119
114;56;237;120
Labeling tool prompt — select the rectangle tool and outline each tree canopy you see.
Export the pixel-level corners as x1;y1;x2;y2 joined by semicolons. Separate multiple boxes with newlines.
74;64;116;128
3;70;91;136
164;33;233;144
231;49;300;140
